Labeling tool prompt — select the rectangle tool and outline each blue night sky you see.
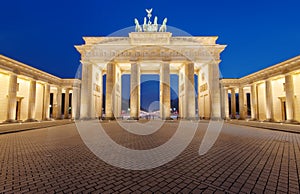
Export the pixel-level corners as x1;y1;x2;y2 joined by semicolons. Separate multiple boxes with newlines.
1;1;300;81
0;0;300;78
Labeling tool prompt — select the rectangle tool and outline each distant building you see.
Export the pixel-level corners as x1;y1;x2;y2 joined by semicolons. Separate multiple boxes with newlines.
221;55;300;123
0;55;80;122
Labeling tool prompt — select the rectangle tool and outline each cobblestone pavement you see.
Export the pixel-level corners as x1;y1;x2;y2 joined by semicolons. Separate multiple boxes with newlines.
0;121;300;193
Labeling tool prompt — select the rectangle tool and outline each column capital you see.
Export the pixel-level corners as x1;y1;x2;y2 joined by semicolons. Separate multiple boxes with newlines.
284;72;294;77
80;60;92;66
56;85;62;89
27;76;38;81
264;78;274;82
207;60;221;66
230;87;236;93
11;69;20;75
184;61;194;66
160;61;170;66
129;57;138;63
129;59;140;64
161;58;171;63
107;61;116;65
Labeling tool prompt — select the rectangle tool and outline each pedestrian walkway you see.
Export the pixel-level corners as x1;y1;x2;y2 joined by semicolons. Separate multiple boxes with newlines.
0;121;300;193
0;120;74;134
227;119;300;134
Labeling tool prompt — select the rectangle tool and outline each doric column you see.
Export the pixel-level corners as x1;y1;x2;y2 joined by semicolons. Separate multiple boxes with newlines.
80;62;94;119
105;62;115;119
64;88;70;119
113;66;122;118
178;71;184;118
130;61;140;120
56;86;62;119
250;84;258;120
26;79;37;122
42;84;50;120
52;88;58;118
208;61;221;119
72;86;80;120
197;70;202;118
184;62;195;119
238;86;245;120
221;87;229;119
285;74;296;122
98;70;103;118
160;61;171;120
230;88;236;119
265;79;274;121
5;73;18;122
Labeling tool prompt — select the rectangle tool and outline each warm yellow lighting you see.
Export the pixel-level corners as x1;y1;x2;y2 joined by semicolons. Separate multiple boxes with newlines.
0;72;7;78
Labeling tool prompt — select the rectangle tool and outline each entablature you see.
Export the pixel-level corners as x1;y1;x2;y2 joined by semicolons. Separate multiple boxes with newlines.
0;55;81;87
221;55;300;87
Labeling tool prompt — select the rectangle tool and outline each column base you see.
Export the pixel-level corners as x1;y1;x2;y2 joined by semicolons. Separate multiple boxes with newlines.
231;116;236;119
78;117;98;120
103;117;116;121
285;120;300;124
128;117;139;120
43;118;52;121
3;119;18;123
249;118;258;121
24;118;38;122
181;117;199;121
210;117;223;121
161;117;173;120
200;117;209;120
264;118;275;122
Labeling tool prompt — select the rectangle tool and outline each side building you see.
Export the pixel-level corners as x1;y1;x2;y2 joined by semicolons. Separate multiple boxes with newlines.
221;55;300;123
0;55;81;123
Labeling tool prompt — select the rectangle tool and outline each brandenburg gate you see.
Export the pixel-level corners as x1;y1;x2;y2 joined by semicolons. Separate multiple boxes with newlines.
75;10;226;120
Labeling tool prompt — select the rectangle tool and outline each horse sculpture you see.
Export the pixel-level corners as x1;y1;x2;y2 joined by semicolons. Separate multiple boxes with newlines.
159;18;167;32
134;18;142;32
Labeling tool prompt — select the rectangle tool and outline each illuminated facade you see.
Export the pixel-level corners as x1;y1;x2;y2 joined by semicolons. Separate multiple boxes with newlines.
1;36;299;123
0;55;80;123
75;32;226;120
221;55;300;123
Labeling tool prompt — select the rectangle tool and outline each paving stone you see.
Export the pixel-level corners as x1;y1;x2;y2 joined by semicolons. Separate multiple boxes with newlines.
0;121;299;193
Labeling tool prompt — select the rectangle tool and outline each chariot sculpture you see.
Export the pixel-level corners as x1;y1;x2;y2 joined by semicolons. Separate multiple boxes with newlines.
134;8;167;32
